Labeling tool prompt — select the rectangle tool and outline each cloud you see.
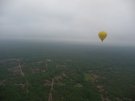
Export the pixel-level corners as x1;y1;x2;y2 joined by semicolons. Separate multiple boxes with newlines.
0;0;135;45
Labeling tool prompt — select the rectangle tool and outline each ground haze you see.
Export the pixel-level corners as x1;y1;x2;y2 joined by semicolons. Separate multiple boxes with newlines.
0;40;135;101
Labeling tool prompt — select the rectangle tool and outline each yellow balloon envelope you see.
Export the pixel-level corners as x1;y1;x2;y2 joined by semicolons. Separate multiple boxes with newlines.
98;31;107;42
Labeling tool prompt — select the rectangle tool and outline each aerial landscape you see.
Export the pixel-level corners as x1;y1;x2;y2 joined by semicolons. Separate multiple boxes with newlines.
0;0;135;101
0;41;135;101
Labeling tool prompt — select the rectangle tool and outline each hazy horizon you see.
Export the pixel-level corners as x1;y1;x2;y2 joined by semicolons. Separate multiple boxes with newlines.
0;0;135;46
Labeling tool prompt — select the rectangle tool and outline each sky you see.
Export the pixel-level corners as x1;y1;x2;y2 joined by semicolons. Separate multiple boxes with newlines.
0;0;135;46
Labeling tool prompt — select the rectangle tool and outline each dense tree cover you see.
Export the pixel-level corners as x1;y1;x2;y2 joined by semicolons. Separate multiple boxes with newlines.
0;42;135;101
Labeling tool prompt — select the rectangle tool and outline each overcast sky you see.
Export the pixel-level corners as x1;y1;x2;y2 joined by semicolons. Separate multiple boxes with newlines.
0;0;135;46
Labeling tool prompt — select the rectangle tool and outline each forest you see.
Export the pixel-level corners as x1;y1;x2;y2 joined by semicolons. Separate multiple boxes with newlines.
0;41;135;101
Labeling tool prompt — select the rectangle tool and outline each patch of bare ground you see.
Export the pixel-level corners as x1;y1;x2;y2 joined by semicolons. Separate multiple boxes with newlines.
48;79;54;101
56;64;66;68
31;68;41;74
43;80;52;86
85;72;111;101
15;83;25;88
14;81;29;93
8;66;21;76
96;85;110;101
74;83;83;88
44;73;66;87
101;95;111;101
0;80;6;86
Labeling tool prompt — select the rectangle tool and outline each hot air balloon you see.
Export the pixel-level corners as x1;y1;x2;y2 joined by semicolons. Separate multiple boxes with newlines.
98;31;107;42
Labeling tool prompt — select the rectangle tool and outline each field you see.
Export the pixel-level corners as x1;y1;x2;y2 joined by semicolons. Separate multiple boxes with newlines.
0;41;135;101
